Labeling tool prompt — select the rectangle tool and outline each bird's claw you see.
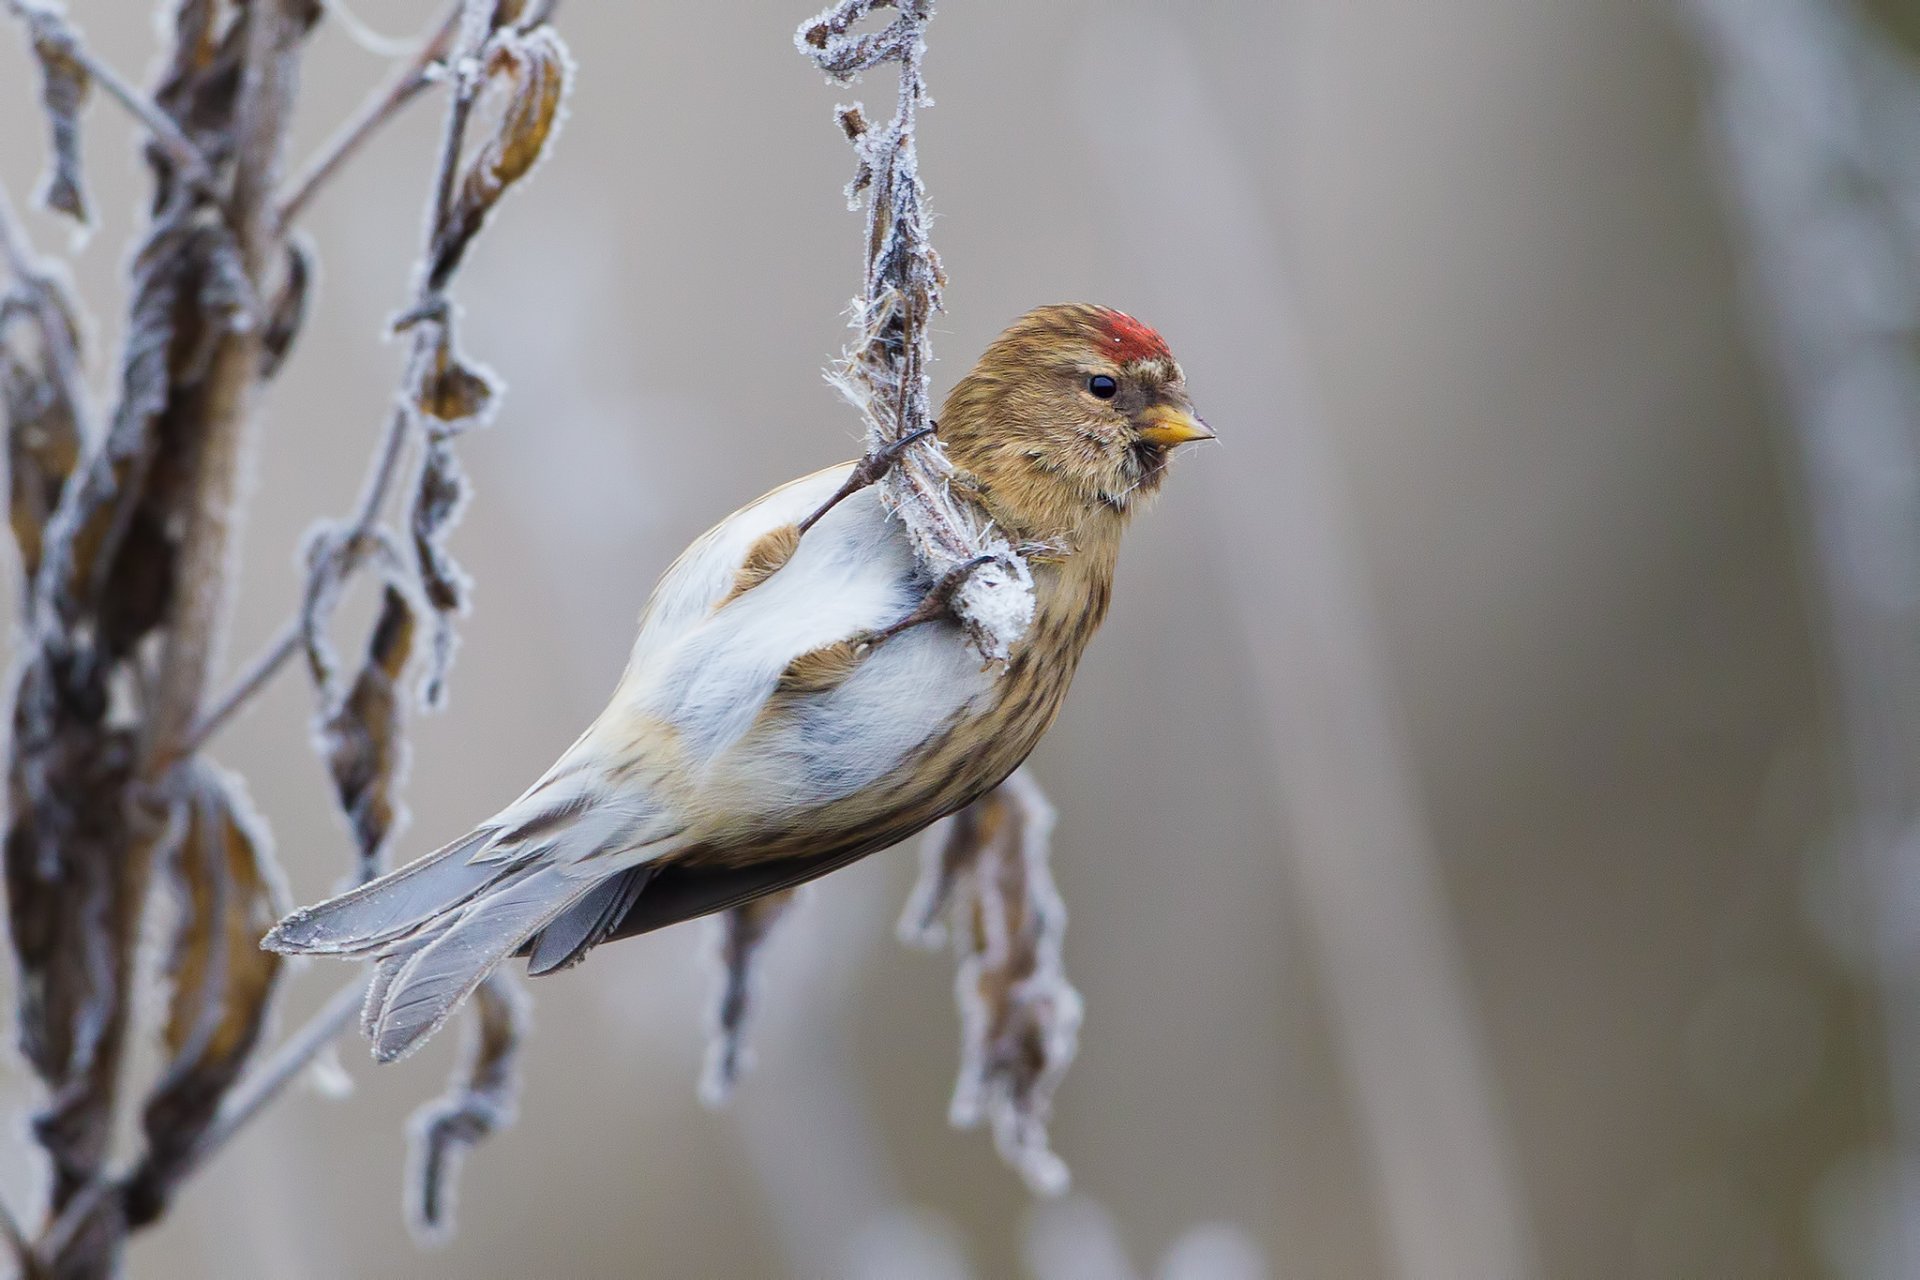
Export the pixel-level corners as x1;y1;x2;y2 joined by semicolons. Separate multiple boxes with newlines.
866;553;997;645
797;423;938;534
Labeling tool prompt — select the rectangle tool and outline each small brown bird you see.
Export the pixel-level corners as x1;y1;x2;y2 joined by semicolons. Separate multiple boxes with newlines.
266;303;1213;1060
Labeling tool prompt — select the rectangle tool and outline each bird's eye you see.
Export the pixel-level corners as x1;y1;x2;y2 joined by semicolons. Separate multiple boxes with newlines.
1087;374;1118;400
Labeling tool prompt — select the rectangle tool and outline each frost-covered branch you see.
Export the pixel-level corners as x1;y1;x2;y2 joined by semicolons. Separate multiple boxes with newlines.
901;769;1081;1194
0;0;569;1270
796;0;1035;662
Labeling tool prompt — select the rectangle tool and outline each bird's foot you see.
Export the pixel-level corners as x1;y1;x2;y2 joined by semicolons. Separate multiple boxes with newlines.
864;553;997;646
797;423;938;534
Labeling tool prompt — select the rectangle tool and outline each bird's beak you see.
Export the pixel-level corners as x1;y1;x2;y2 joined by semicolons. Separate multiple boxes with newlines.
1135;405;1216;448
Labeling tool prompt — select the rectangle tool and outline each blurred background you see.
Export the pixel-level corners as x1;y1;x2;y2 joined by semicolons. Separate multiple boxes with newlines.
5;0;1920;1275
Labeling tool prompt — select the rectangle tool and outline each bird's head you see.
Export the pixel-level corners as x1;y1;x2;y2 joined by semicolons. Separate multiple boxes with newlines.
938;304;1213;545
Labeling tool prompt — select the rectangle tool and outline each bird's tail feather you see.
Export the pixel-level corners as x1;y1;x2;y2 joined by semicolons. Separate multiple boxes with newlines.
525;865;657;976
364;863;604;1062
263;826;505;956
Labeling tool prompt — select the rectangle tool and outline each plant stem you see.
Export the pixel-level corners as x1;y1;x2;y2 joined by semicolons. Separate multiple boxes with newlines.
139;0;308;781
180;976;370;1182
274;1;466;234
185;402;413;753
2;0;217;193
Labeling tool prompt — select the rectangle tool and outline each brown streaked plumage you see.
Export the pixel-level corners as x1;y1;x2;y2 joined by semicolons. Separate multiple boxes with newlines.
266;304;1212;1061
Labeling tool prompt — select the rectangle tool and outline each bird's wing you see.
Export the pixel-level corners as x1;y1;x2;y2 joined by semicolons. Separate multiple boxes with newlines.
605;464;999;839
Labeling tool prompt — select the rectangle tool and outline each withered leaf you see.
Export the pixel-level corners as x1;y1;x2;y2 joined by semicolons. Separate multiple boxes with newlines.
320;583;416;882
0;291;84;588
427;26;571;289
257;237;312;380
406;972;526;1243
138;764;288;1191
410;433;471;708
4;723;135;1202
410;321;496;428
701;888;800;1107
899;768;1081;1195
797;0;919;81
23;9;93;224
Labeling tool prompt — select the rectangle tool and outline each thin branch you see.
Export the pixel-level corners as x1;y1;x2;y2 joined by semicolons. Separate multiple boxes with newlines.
184;403;413;753
179;975;368;1178
0;1198;26;1276
181;624;299;756
274;1;466;234
139;0;310;781
3;0;217;192
32;1178;107;1274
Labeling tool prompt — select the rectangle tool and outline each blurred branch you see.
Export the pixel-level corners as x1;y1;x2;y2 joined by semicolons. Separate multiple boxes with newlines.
1683;1;1920;1272
0;0;566;1270
139;0;310;781
274;1;465;233
181;975;368;1178
900;769;1081;1195
4;0;217;199
1068;15;1537;1276
186;401;409;753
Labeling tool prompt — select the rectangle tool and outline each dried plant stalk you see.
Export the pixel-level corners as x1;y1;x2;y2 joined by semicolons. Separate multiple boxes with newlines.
900;768;1082;1194
405;972;527;1243
796;0;1035;661
700;888;801;1107
0;0;567;1271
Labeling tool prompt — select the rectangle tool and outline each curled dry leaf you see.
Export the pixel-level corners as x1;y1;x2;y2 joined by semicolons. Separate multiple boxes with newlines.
427;25;570;290
20;4;93;224
257;236;312;379
0;287;84;588
406;972;527;1243
134;763;288;1209
409;318;496;429
318;583;416;883
409;431;471;708
2;720;135;1204
899;768;1082;1195
700;888;800;1107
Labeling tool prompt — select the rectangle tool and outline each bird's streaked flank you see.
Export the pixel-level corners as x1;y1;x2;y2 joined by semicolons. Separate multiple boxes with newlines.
265;304;1213;1062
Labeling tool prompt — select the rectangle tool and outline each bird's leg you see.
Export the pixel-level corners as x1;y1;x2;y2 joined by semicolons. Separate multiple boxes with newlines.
796;424;938;534
863;553;997;646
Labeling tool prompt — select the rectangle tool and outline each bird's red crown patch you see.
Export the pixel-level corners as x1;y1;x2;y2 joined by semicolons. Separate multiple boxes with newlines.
1097;310;1172;365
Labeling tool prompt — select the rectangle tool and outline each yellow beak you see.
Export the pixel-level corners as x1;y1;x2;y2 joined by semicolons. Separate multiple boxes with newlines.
1135;406;1216;448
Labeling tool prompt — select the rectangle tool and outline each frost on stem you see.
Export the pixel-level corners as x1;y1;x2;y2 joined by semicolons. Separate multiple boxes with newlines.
405;971;526;1244
796;0;1035;662
127;763;290;1225
700;888;800;1107
901;769;1082;1195
15;2;94;226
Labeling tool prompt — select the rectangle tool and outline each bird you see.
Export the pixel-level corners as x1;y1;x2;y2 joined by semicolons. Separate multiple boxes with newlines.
264;303;1213;1062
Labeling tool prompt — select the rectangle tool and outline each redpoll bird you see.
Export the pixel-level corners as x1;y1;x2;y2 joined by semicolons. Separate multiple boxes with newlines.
265;304;1213;1061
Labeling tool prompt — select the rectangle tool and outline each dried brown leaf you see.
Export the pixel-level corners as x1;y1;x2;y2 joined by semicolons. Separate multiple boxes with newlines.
22;8;94;224
3;719;136;1203
0;291;84;587
427;26;570;289
409;432;471;708
700;888;800;1106
138;764;288;1190
319;583;416;882
257;236;311;379
899;768;1081;1195
406;972;527;1243
409;320;496;428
